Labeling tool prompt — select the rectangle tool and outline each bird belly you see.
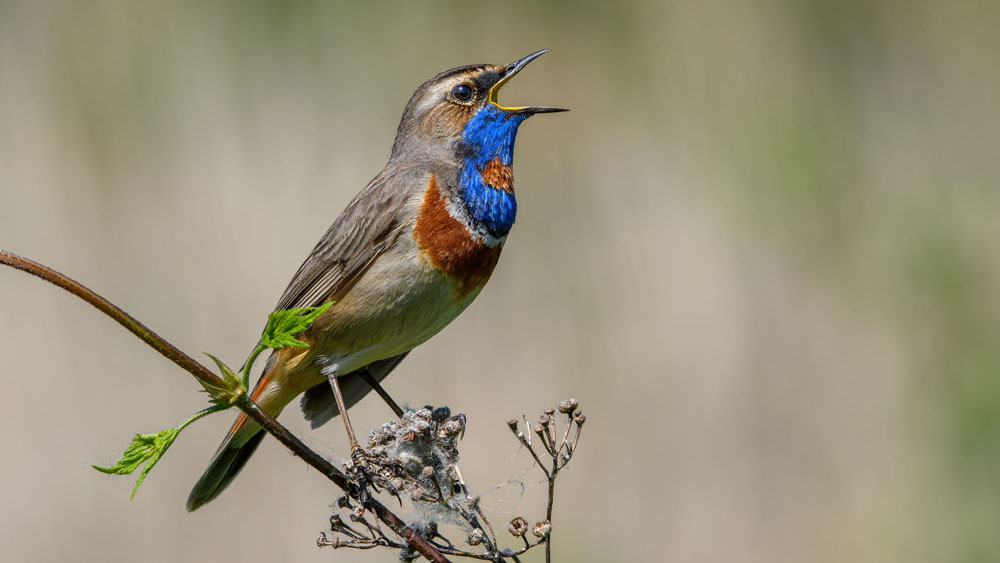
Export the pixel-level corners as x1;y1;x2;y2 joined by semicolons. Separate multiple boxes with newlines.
301;233;488;382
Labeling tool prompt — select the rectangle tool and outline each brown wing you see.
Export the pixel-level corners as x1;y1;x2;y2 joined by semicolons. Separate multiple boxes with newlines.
243;164;424;384
271;165;426;313
245;165;427;413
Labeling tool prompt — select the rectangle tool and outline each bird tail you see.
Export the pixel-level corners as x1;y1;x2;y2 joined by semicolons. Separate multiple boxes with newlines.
186;352;408;510
185;422;265;511
186;371;281;511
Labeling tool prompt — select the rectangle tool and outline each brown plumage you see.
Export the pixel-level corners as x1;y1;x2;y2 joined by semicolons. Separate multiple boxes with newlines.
480;158;514;193
186;50;564;511
413;175;503;297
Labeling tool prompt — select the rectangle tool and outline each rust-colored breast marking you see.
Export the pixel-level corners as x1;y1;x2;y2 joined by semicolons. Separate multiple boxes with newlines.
481;158;514;193
414;175;502;296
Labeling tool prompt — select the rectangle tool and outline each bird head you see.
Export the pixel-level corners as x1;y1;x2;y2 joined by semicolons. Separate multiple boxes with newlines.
390;50;566;163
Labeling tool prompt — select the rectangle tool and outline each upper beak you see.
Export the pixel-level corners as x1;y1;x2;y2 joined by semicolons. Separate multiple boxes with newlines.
488;49;569;115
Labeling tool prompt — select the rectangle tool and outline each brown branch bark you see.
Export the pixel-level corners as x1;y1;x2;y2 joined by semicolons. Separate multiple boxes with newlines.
0;250;449;563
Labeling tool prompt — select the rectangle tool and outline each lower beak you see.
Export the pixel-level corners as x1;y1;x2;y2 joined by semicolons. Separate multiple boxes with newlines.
488;49;569;115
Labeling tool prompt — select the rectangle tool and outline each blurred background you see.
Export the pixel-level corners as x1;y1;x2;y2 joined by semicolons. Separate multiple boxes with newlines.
1;1;998;561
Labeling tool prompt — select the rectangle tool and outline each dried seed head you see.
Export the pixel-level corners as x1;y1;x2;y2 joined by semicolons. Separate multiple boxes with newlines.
438;418;463;438
508;516;529;537
317;532;333;548
507;419;519;433
533;520;552;538
421;465;435;478
431;406;451;422
543;407;555;417
467;528;485;546
558;398;579;414
412;420;431;436
352;504;365;518
573;412;586;426
329;514;344;530
466;494;480;507
336;496;351;509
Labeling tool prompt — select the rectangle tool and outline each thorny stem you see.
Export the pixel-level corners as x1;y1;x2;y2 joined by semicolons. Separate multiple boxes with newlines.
0;250;450;563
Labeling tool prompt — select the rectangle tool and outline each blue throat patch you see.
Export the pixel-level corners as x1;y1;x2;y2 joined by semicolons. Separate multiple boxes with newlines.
458;105;528;238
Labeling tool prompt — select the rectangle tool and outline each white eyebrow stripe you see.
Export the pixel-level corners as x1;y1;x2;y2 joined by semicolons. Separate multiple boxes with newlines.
413;75;478;115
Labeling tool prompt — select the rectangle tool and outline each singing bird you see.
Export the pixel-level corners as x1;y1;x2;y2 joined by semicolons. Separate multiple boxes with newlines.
187;50;565;510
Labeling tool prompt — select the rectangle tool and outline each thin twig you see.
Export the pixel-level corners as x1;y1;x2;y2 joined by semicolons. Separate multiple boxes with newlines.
559;414;574;456
0;250;450;563
359;369;405;417
510;429;547;474
545;455;556;563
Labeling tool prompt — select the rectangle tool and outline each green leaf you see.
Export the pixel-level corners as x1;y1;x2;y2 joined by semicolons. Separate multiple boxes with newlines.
203;353;245;406
90;305;331;501
237;303;332;388
92;406;225;499
93;427;181;499
259;302;333;350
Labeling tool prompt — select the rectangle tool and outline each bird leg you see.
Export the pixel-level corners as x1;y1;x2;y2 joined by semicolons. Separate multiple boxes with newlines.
358;369;404;418
326;371;360;451
327;371;384;510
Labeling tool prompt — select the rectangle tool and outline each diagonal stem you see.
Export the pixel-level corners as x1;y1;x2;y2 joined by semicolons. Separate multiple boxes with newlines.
358;369;405;417
0;250;449;563
1;250;223;392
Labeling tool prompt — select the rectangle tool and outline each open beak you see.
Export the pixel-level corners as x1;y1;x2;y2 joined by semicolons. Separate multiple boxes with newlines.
488;49;568;115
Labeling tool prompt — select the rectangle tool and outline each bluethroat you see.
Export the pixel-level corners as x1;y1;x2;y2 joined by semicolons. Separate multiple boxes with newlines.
187;50;565;510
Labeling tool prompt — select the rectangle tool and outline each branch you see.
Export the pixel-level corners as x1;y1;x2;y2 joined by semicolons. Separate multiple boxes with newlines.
0;250;449;563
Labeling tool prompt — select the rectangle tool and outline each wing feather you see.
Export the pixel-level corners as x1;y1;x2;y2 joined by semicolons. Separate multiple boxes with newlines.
271;165;426;312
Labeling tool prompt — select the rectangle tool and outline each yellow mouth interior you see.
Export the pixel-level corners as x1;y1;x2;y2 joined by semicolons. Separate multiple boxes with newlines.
488;70;529;112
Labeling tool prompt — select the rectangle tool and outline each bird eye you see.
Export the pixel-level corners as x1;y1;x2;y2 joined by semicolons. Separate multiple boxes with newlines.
451;83;474;103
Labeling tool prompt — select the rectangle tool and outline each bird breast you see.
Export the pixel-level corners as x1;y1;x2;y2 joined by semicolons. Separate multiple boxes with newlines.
413;175;504;297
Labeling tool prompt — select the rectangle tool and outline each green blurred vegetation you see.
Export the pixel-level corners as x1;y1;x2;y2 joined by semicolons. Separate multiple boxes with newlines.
1;1;998;562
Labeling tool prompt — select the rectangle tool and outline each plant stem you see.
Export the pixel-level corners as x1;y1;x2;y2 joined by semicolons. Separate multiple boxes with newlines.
179;405;230;430
0;250;450;563
546;458;556;563
1;250;224;392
